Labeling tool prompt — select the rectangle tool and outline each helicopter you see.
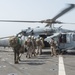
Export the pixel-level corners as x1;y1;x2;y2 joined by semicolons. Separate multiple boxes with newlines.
0;4;75;49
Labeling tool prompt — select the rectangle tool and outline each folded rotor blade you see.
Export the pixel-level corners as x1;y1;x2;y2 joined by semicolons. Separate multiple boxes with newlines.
52;4;75;21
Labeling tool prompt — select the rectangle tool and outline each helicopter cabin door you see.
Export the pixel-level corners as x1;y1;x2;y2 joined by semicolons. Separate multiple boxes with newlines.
59;34;67;49
59;34;66;43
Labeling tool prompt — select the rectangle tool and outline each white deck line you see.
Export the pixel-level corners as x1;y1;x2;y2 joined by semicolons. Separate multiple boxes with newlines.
58;55;66;75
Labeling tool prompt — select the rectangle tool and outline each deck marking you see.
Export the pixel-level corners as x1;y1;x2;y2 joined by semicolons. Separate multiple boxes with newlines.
58;55;66;75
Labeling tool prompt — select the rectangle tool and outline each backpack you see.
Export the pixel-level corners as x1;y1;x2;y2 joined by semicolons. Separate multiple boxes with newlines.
27;39;32;46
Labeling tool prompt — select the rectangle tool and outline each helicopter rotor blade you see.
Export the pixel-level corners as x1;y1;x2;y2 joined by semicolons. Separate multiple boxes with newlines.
44;4;75;26
52;4;75;21
0;20;42;23
57;22;75;24
45;21;75;27
0;4;74;24
0;19;57;24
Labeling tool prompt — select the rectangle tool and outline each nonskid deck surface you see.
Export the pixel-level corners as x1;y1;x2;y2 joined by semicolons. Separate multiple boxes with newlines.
0;47;75;75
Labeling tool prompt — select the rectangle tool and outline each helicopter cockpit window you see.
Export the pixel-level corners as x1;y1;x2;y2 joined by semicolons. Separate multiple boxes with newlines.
59;34;66;43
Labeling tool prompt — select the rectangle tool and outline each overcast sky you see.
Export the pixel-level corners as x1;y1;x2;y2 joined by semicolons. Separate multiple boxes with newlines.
0;0;75;37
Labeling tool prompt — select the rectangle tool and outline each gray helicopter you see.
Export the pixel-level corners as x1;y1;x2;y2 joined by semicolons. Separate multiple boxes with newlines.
0;4;75;49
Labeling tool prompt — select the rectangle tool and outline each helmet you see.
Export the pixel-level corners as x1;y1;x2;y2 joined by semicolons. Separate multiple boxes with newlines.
28;35;31;39
40;37;42;40
32;36;34;39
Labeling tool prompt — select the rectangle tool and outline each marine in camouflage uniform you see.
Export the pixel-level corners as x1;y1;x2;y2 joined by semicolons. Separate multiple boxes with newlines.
31;36;36;56
50;38;57;57
26;36;33;58
9;37;25;64
36;37;44;55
